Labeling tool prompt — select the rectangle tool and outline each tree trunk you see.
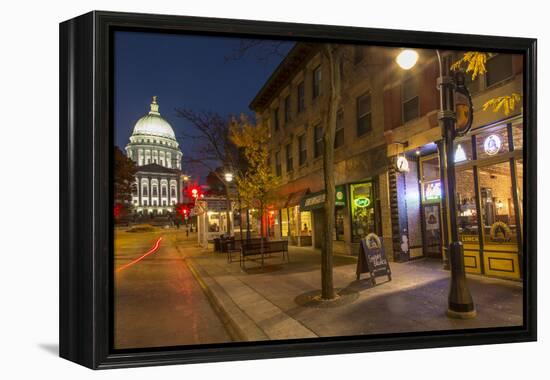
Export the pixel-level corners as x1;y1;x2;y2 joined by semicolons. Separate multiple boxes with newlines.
320;44;341;300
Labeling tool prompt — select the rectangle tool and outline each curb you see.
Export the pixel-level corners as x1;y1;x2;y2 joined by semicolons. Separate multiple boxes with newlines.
185;256;269;342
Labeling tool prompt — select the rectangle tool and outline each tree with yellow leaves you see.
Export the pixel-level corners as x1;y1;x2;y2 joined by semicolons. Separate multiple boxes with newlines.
229;115;280;247
451;52;521;116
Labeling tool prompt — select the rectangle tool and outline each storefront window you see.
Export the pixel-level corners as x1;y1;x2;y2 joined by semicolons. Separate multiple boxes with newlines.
476;126;509;160
350;182;375;242
289;206;298;236
335;208;345;241
456;168;479;243
478;162;518;246
421;155;442;202
300;211;312;236
421;156;439;181
516;159;523;204
207;212;221;232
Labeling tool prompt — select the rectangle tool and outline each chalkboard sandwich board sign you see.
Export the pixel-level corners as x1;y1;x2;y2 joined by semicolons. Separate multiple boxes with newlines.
357;233;392;284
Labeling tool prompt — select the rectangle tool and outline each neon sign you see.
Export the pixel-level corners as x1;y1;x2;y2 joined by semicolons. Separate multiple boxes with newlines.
354;197;371;208
455;143;467;163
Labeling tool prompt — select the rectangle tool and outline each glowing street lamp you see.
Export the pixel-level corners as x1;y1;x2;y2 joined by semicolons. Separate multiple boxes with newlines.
224;172;234;182
396;48;476;319
395;49;419;70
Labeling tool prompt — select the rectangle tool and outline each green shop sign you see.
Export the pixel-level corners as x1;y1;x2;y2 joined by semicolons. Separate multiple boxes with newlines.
354;197;371;208
300;185;346;211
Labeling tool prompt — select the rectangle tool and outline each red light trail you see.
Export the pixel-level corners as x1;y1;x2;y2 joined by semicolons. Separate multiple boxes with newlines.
116;237;163;273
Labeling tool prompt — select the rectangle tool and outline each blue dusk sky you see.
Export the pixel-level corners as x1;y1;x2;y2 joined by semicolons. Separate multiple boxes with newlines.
114;31;292;181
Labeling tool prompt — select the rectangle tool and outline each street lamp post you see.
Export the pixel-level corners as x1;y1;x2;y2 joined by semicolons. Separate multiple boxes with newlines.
180;174;191;232
223;170;234;236
396;49;476;319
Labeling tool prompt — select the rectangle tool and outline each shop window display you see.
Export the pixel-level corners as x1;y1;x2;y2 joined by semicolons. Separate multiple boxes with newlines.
478;162;518;246
335;208;345;241
300;211;312;235
456;168;479;243
350;182;375;242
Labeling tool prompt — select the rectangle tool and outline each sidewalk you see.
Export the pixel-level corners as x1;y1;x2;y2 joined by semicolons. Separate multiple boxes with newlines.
182;242;523;342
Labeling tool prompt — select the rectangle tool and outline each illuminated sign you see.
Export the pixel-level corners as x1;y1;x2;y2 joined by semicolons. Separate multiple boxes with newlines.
455;143;467;163
423;181;442;201
484;134;502;156
354;197;371;208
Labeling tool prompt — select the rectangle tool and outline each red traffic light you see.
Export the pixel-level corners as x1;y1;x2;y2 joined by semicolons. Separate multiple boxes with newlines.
176;204;189;216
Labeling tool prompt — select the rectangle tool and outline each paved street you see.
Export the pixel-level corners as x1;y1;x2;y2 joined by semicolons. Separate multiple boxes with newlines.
114;229;231;349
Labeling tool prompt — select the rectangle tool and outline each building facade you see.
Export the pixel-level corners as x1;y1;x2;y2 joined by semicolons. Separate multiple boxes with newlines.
251;43;391;256
384;52;524;280
251;43;524;280
125;96;185;215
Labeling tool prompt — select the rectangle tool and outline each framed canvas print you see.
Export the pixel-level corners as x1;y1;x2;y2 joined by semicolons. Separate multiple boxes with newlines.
59;11;537;369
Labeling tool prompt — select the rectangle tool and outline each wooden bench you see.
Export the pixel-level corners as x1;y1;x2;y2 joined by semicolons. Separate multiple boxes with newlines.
239;240;289;269
220;237;264;263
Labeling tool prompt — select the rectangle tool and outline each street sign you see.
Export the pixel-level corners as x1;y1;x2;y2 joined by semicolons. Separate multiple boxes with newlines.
356;233;392;285
300;185;347;211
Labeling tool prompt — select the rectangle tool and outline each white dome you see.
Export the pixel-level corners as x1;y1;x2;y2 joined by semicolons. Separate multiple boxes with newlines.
132;97;176;140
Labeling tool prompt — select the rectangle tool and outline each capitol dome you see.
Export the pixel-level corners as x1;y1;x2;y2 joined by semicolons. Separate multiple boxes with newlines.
131;96;176;140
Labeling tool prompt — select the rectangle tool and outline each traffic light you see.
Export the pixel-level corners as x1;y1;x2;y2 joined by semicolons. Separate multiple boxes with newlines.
176;204;187;216
189;186;201;199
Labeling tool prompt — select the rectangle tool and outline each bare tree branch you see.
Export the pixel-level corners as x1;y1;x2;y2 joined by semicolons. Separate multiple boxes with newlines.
174;108;246;180
225;39;293;63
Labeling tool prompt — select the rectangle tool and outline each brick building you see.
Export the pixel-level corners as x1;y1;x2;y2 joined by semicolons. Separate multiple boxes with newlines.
250;42;524;280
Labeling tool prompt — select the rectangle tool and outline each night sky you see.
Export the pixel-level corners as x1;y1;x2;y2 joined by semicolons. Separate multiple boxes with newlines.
114;31;292;181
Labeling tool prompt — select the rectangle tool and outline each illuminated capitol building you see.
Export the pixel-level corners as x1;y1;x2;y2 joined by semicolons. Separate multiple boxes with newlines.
125;96;186;215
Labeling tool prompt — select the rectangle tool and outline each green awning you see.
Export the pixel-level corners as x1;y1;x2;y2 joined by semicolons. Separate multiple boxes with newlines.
300;185;346;211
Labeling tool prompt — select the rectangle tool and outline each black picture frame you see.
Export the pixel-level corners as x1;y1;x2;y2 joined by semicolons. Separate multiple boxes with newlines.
59;10;537;369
